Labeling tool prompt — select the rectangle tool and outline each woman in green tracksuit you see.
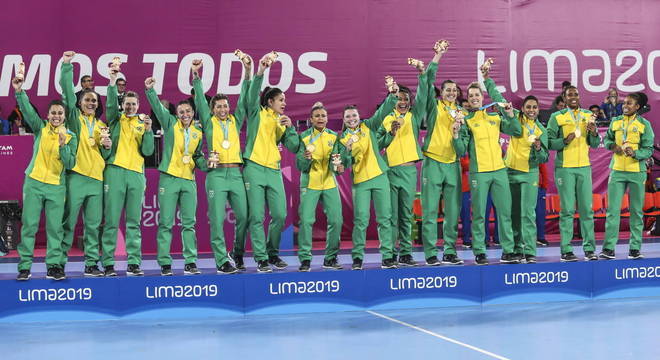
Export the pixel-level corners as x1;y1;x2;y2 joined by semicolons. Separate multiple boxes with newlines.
296;102;346;272
420;43;467;266
337;78;399;270
102;67;155;277
191;58;250;273
12;76;77;281
59;51;111;277
452;81;522;265
547;86;600;262
243;53;300;272
145;77;207;276
600;92;655;260
481;66;549;264
376;59;428;267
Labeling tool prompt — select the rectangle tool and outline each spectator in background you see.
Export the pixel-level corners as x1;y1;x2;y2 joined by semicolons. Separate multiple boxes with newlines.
589;104;608;126
601;87;623;122
8;101;39;134
539;96;566;126
76;75;103;119
0;105;9;134
116;78;127;107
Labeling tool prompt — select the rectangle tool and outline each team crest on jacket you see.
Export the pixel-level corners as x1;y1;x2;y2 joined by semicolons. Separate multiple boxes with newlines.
632;127;638;133
136;126;143;132
328;140;333;147
159;187;165;195
208;190;215;198
471;180;477;188
244;182;250;190
193;133;198;139
489;120;496;125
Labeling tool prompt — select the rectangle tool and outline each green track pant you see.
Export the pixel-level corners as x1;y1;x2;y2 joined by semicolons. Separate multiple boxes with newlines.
554;166;596;254
206;167;248;266
469;168;515;255
421;159;461;258
603;170;646;251
101;165;146;267
352;173;394;260
388;165;417;257
18;177;65;271
508;168;539;256
298;186;342;262
244;161;286;262
61;172;102;267
156;172;198;266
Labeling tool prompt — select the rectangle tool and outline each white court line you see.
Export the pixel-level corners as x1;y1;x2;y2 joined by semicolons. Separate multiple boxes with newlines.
366;310;511;360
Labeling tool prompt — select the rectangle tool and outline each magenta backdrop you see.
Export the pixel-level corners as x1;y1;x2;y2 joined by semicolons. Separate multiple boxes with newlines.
1;0;659;248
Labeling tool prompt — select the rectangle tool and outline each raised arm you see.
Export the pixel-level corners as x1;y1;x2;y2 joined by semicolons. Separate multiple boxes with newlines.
500;107;523;137
145;77;175;132
12;77;43;134
364;78;399;131
59;51;81;133
191;60;211;129
411;67;429;128
234;53;253;129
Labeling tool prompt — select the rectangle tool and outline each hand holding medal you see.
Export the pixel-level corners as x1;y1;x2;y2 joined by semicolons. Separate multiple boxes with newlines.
235;49;251;66
62;51;75;65
331;153;343;172
481;58;494;78
265;51;278;66
385;75;398;93
407;58;425;73
191;59;203;77
141;114;152;131
100;127;112;149
433;39;449;54
208;151;219;169
17;62;25;80
110;57;121;74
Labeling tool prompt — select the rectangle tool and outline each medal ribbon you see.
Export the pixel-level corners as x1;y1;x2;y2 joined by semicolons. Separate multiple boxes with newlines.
309;128;324;145
84;115;96;141
622;115;634;143
183;127;190;156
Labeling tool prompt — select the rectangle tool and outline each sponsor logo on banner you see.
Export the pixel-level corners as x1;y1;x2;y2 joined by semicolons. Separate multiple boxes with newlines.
0;145;13;156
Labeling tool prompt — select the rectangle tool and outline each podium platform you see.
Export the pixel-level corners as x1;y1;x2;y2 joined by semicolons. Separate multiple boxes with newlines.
2;251;660;323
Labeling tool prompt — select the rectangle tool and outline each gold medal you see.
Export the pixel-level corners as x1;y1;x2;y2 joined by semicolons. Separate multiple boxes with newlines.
222;140;231;149
88;137;96;146
574;128;581;138
182;155;191;164
138;114;146;121
621;142;631;150
306;144;315;153
350;134;359;143
528;135;537;143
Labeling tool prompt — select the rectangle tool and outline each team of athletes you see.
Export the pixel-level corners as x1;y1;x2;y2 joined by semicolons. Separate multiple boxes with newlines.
11;41;655;280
